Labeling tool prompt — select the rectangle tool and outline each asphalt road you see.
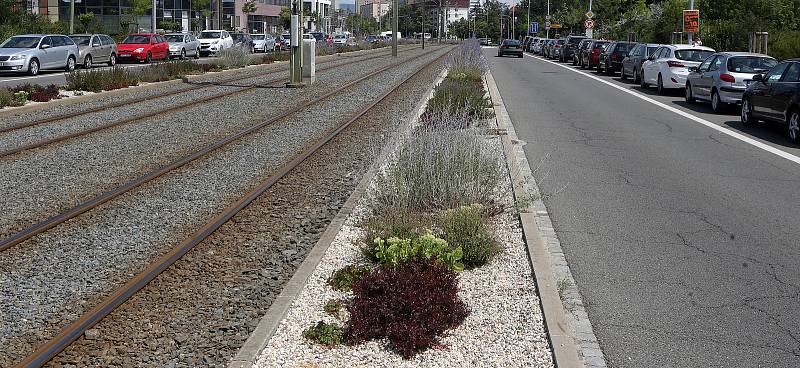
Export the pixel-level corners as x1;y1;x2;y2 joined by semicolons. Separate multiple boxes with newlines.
487;48;800;367
0;56;221;89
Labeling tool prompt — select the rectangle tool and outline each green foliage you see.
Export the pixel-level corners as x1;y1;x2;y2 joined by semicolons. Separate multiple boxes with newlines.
440;204;501;268
129;0;153;16
279;8;291;31
11;91;28;106
328;264;371;292
324;299;342;317
361;209;430;259
373;231;464;272
214;46;251;69
303;321;343;346
0;3;69;42
0;88;12;109
242;0;258;14
425;73;492;119
65;67;139;92
77;12;95;33
158;20;183;32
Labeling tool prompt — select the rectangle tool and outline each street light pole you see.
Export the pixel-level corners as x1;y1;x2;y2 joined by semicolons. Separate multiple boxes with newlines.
687;0;694;44
546;0;550;39
69;0;75;34
526;0;530;37
152;0;157;33
392;0;398;57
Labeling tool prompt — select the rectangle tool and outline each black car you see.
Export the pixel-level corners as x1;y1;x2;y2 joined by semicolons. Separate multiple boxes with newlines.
575;38;593;66
598;41;635;75
561;35;587;63
497;39;523;58
741;59;800;143
230;33;254;53
621;43;660;83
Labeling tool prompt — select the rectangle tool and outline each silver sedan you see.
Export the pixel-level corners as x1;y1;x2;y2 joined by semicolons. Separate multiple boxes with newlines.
252;34;276;53
70;34;117;68
685;52;777;113
164;33;200;59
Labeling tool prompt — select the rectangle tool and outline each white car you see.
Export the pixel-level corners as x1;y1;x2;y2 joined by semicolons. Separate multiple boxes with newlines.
197;30;233;56
640;44;715;94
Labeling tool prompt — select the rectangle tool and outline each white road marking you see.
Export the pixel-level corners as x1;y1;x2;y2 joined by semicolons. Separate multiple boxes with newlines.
523;53;800;166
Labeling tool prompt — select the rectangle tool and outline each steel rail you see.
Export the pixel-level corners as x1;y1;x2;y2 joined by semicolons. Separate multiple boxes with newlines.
0;46;419;158
11;45;450;368
0;45;415;135
0;46;443;252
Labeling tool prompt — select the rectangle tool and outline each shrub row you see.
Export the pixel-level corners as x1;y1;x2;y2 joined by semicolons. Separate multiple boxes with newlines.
0;83;62;108
303;41;500;359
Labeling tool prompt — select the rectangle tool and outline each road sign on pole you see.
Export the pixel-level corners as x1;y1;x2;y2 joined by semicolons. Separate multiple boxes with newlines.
545;21;551;30
683;10;699;33
530;22;539;34
585;10;594;19
584;19;594;29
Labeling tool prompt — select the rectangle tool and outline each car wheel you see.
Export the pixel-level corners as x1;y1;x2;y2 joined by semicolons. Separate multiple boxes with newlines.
711;90;726;113
640;71;649;88
518;54;523;58
83;55;92;69
27;58;40;76
180;48;186;60
108;53;116;66
787;110;799;144
572;57;577;66
606;65;614;76
65;56;76;72
657;74;665;95
145;52;152;64
685;83;695;103
620;68;627;80
195;48;200;59
741;98;755;125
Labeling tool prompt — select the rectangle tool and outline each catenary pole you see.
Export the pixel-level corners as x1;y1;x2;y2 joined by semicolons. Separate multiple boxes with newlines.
152;0;157;33
69;0;75;34
392;0;398;56
687;0;694;44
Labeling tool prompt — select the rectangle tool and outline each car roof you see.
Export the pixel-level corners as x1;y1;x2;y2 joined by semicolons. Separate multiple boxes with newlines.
669;44;715;51
129;33;155;36
720;51;774;58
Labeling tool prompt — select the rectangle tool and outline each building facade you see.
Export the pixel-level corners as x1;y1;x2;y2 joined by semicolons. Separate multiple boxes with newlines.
359;0;388;22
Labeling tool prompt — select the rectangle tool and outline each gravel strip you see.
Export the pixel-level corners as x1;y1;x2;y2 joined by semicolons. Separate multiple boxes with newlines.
0;46;449;367
0;46;431;240
254;97;554;368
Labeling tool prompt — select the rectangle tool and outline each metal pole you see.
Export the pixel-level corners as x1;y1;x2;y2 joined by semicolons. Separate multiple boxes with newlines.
421;8;425;49
687;0;693;44
152;0;157;33
511;6;514;39
526;0;530;36
69;0;75;34
392;0;398;56
546;0;549;39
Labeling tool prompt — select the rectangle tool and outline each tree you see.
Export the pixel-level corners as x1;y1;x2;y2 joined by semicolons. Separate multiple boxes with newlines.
242;0;257;32
78;12;95;33
126;0;152;32
192;0;213;31
279;7;291;31
450;18;470;39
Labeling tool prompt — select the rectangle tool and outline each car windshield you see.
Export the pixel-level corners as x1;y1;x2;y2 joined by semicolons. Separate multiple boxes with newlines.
252;35;265;40
70;36;91;46
675;49;714;62
121;35;150;44
334;34;345;39
282;34;290;40
165;35;185;42
200;31;221;39
0;36;42;48
568;37;585;44
727;56;778;73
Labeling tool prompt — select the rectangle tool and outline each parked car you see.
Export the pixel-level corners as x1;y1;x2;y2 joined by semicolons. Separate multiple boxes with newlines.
533;38;547;54
279;33;291;50
366;35;380;43
497;39;523;58
561;35;587;63
309;32;326;44
116;33;168;63
164;33;200;59
528;37;542;53
641;44;715;94
522;36;535;52
230;33;254;53
197;30;233;56
550;38;565;59
479;38;492;46
598;41;635;75
574;38;593;66
69;34;116;68
0;34;78;75
581;40;609;69
620;43;660;82
686;52;777;113
544;39;557;57
333;33;355;46
741;59;800;143
251;34;276;53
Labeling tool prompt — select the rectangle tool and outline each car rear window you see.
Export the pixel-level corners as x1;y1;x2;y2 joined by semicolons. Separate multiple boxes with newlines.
727;56;777;73
252;35;265;40
593;41;608;48
70;35;91;46
505;40;520;46
615;43;634;53
165;34;184;42
646;46;659;56
568;37;586;44
675;49;714;62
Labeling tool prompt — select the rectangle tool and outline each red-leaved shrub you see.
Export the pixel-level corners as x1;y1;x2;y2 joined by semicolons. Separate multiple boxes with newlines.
344;259;469;358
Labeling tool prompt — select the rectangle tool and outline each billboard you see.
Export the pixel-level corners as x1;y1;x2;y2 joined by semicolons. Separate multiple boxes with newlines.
683;10;699;33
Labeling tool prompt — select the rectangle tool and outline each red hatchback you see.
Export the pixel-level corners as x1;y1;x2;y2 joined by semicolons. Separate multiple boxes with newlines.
117;33;169;63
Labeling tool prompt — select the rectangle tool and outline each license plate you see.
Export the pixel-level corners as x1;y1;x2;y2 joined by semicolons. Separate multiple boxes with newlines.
120;54;130;57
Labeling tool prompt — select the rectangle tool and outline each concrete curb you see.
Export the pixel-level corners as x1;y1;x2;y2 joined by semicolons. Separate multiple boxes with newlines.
485;70;608;368
226;57;447;368
0;46;406;119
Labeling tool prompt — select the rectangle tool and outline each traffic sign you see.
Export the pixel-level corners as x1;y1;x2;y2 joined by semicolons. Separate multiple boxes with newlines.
585;19;595;29
550;23;562;29
545;15;551;20
529;22;539;34
683;10;699;33
585;10;594;19
545;21;551;30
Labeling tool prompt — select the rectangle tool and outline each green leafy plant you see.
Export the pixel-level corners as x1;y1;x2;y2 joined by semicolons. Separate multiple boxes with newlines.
214;46;251;69
327;264;371;292
324;299;342;318
11;91;28;106
65;67;139;92
440;204;501;268
373;231;464;272
303;321;343;346
360;209;430;260
0;88;13;108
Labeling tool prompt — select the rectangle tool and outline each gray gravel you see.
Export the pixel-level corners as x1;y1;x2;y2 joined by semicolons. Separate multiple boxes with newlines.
0;46;426;240
0;45;448;367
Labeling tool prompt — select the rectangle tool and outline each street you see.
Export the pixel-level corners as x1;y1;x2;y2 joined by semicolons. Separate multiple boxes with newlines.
0;56;217;89
487;48;800;367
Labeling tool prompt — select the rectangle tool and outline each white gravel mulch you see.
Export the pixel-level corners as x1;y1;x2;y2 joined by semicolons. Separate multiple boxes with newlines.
255;140;555;368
